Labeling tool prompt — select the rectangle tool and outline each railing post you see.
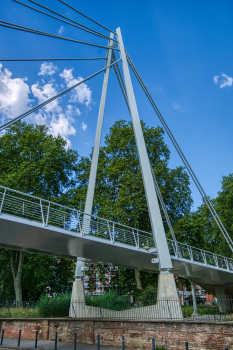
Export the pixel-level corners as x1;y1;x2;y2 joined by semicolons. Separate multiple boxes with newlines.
45;202;50;227
185;341;189;350
112;222;115;243
63;213;66;229
77;211;83;235
97;334;100;350
132;229;138;249
201;250;207;265
225;258;229;271
40;199;45;226
107;221;112;241
187;246;193;262
213;254;219;268
0;188;6;214
137;230;139;248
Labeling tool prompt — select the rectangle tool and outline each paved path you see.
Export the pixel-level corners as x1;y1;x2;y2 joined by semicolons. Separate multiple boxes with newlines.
0;338;120;350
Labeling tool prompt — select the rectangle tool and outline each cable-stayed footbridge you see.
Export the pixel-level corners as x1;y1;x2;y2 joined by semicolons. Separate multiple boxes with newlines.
0;0;232;302
0;185;233;295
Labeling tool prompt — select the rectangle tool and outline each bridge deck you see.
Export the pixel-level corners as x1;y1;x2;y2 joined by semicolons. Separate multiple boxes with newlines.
0;186;233;293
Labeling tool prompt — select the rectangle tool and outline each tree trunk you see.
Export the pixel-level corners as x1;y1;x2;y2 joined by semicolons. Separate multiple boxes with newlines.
134;269;143;290
10;251;25;305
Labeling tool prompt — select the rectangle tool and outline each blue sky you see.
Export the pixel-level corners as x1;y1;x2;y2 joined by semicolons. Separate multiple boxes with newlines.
0;0;232;210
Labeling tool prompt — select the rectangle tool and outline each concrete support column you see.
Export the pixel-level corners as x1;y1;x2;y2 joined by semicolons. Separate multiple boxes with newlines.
190;280;199;316
157;272;183;319
215;285;230;313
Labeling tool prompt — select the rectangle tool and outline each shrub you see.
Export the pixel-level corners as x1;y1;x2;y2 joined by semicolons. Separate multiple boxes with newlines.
85;292;130;311
37;293;71;317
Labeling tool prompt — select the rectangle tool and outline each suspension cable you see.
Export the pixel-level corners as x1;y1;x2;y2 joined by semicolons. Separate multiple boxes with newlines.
112;52;178;243
0;57;106;62
0;20;118;51
0;59;121;132
125;50;233;252
59;0;116;34
13;0;118;43
28;0;117;40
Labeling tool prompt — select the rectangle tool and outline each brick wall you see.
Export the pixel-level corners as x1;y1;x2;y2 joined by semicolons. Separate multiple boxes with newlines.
0;318;233;350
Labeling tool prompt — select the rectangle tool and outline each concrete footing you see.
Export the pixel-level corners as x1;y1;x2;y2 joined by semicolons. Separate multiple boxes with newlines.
69;272;183;319
215;286;230;313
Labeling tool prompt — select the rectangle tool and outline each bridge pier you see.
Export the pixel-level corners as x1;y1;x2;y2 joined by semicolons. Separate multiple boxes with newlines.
190;280;199;316
157;271;183;319
215;286;230;313
70;258;86;317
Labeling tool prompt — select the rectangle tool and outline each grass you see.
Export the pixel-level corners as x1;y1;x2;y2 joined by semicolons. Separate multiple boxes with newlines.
86;292;130;311
182;304;223;318
0;306;39;318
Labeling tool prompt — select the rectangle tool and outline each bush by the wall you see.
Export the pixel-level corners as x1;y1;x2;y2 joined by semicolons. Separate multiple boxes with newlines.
37;293;71;317
85;292;130;311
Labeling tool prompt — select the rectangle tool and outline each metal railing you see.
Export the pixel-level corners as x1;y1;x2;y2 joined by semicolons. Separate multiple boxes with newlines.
1;296;233;321
0;185;233;272
70;296;233;320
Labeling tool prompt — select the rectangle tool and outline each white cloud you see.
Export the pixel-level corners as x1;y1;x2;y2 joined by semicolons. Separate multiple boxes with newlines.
31;81;61;113
0;64;89;148
152;86;164;93
81;122;87;131
58;26;65;35
173;102;182;111
213;75;219;84
219;73;233;88
38;62;58;76
0;63;32;122
60;68;92;106
213;72;233;88
49;112;76;148
76;107;81;116
84;142;89;145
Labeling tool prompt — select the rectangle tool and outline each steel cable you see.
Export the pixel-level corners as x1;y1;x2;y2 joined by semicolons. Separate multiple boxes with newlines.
112;52;178;244
0;20;118;51
28;0;117;40
125;51;233;252
0;59;121;132
13;0;118;42
0;57;106;62
59;0;116;35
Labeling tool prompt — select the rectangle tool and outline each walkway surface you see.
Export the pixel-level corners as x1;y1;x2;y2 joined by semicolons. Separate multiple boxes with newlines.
0;338;120;350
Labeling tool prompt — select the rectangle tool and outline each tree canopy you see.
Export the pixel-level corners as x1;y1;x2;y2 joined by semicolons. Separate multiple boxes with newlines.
0;122;78;302
67;119;193;236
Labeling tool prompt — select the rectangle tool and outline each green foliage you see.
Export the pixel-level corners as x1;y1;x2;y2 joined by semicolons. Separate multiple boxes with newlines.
137;285;158;303
0;122;79;301
85;292;130;311
0;122;78;199
66;120;192;232
173;173;233;257
155;347;167;350
37;293;71;317
182;304;220;318
70;120;192;295
21;255;75;301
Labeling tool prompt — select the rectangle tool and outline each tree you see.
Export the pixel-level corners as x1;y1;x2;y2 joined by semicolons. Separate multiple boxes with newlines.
67;120;193;292
67;120;192;231
173;173;233;257
0;122;79;302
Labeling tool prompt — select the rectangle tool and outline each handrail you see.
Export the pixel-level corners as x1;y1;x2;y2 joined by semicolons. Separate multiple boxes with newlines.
0;185;233;271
